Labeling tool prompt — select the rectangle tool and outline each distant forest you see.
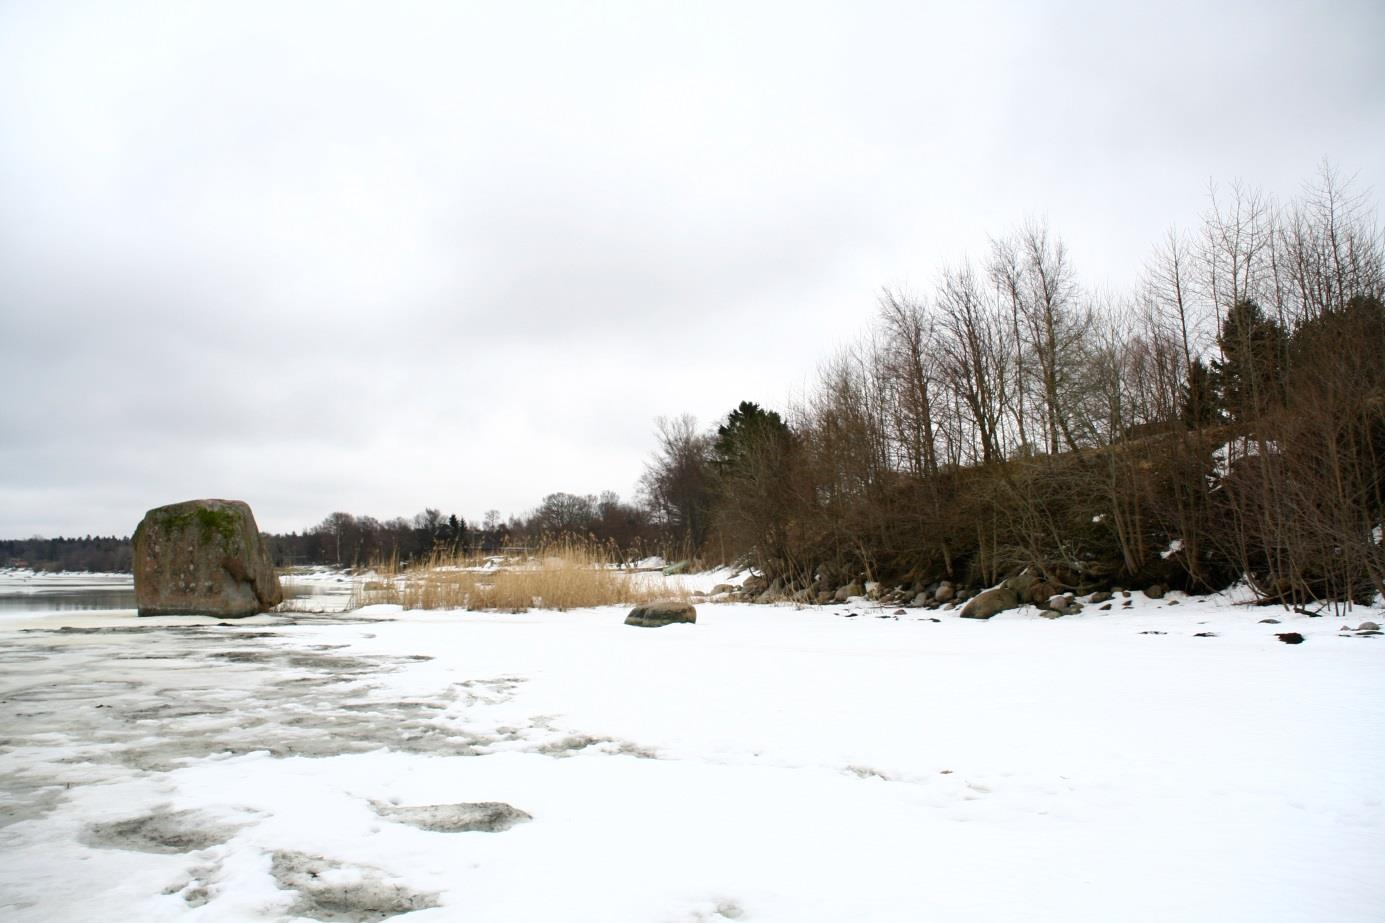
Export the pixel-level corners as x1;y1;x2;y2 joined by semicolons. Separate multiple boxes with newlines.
1;491;662;573
1;535;134;574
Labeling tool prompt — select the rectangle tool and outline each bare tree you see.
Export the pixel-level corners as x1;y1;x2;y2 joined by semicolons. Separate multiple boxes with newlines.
638;415;714;556
877;289;941;478
935;262;1008;466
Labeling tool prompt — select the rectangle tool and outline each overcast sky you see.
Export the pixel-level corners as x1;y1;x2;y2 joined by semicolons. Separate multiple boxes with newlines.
2;1;1382;538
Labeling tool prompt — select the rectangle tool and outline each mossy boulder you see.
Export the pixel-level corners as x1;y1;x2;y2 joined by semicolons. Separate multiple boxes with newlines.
625;600;697;628
133;499;282;617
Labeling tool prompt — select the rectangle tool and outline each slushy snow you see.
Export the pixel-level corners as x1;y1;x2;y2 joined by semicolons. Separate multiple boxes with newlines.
1;581;1382;921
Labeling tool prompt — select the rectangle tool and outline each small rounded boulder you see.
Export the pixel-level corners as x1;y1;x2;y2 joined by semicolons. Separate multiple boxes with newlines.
625;600;697;628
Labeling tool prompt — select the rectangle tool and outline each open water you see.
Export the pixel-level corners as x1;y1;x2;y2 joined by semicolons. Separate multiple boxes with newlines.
0;572;352;617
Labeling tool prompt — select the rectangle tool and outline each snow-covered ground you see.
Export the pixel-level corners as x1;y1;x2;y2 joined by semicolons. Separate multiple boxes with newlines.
1;582;1382;921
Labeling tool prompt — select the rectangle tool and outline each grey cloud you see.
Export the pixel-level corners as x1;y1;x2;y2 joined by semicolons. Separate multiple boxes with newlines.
3;0;1382;537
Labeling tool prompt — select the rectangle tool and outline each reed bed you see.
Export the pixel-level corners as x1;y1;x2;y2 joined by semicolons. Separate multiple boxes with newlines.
353;539;686;612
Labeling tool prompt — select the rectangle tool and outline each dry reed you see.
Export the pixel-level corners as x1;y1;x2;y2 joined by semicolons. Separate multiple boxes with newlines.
353;538;686;612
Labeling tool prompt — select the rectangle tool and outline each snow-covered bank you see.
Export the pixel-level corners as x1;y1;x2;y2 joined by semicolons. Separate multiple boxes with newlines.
1;594;1382;921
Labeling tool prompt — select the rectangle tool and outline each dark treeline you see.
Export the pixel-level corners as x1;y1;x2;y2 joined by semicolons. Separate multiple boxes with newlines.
264;493;660;568
0;535;134;573
3;493;661;572
641;167;1385;605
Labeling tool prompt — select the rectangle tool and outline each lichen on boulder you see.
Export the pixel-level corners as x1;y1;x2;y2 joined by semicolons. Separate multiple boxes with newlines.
133;499;283;617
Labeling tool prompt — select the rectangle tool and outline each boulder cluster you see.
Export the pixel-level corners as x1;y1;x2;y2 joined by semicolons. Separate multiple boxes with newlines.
702;566;1165;619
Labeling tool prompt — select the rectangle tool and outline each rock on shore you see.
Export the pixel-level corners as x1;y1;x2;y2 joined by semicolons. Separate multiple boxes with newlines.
133;498;282;617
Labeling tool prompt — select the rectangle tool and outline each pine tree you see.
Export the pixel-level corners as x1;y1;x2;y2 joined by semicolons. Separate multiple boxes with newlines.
1210;300;1285;423
1180;357;1219;428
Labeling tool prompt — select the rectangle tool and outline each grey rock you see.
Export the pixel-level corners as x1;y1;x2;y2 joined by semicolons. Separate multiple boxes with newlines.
1003;570;1040;598
933;581;955;603
741;575;770;597
625;600;697;627
1088;591;1113;604
834;582;864;602
960;586;1019;620
1144;584;1166;600
1356;621;1381;632
133;499;283;618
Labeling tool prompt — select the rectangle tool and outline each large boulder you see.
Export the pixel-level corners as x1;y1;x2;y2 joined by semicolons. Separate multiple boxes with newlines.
133;499;283;617
1002;569;1040;598
960;586;1019;620
741;574;770;597
625;599;697;627
834;581;864;602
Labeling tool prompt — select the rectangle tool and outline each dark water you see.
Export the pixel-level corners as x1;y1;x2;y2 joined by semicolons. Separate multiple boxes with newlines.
0;587;138;613
0;575;336;616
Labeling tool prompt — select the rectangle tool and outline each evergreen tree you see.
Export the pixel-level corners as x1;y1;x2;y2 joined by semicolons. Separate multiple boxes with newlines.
1180;357;1219;428
712;401;792;474
711;402;797;574
1210;300;1285;423
446;514;466;552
